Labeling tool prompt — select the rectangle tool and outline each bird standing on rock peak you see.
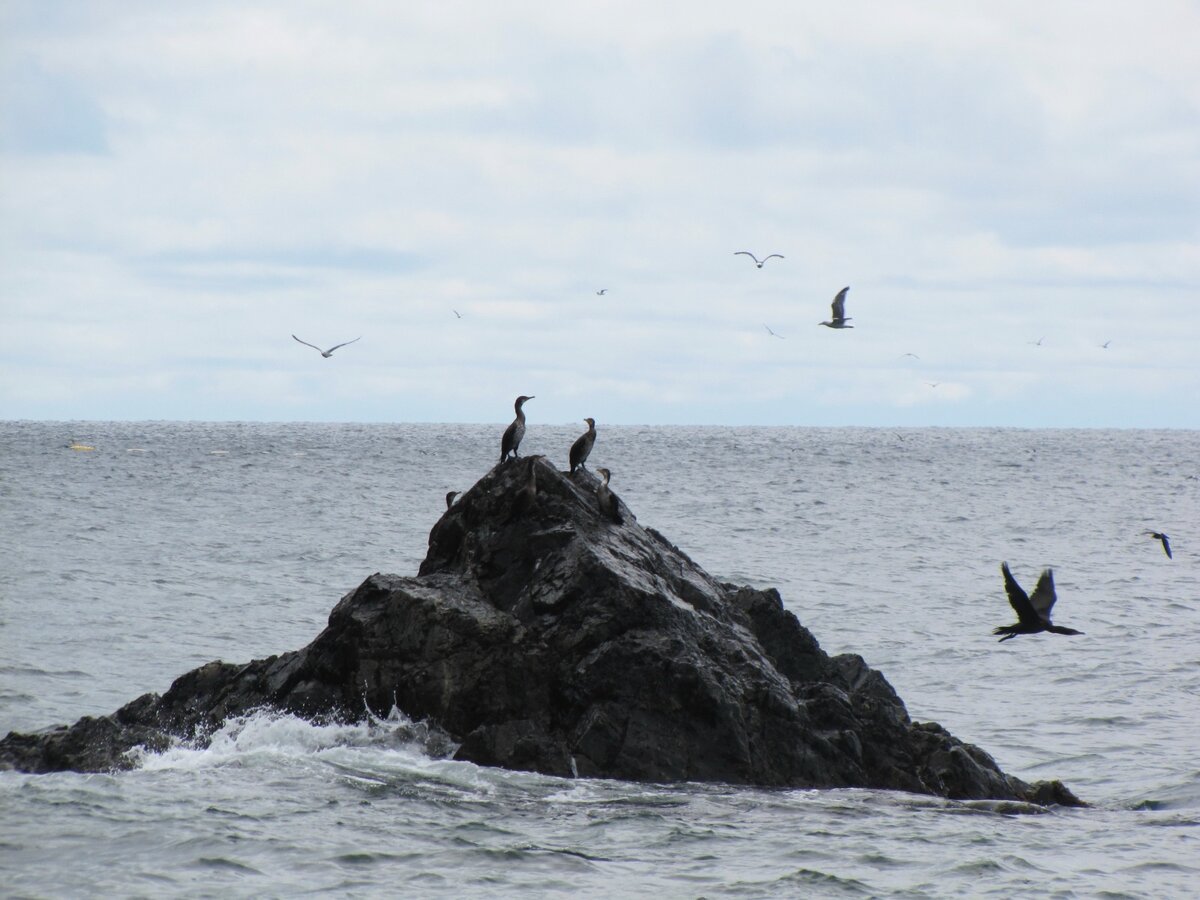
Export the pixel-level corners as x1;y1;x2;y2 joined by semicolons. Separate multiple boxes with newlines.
570;418;596;474
499;395;534;463
993;562;1083;642
595;467;623;524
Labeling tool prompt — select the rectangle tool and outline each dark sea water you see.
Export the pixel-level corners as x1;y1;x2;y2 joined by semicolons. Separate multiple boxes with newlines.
2;421;1199;898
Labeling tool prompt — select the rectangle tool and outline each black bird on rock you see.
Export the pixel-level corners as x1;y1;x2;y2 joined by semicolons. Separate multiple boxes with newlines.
595;467;623;524
499;395;534;463
1144;531;1172;558
569;418;596;473
445;491;460;510
993;562;1083;642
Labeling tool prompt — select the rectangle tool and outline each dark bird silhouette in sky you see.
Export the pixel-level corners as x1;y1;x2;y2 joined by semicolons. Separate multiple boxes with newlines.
569;417;596;474
500;395;534;463
819;287;853;329
764;324;785;339
735;251;784;268
993;562;1083;642
292;335;361;358
1144;531;1172;558
1028;336;1044;347
453;310;463;319
596;289;607;296
1100;340;1111;349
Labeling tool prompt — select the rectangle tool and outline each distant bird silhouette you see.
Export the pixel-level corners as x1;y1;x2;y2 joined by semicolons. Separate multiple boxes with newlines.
1100;340;1111;349
735;251;783;269
499;395;534;463
453;310;463;319
595;467;623;524
292;335;361;358
764;324;785;339
819;287;853;329
993;562;1083;642
569;417;596;473
445;491;460;510
1028;337;1044;347
900;352;920;359
925;382;940;388
596;289;607;296
1144;531;1172;559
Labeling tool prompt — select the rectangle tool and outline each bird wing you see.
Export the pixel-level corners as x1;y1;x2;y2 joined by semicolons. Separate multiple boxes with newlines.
292;335;324;352
1028;569;1057;618
734;251;760;263
1161;534;1172;558
1001;562;1040;625
831;286;850;320
326;337;362;353
764;254;784;262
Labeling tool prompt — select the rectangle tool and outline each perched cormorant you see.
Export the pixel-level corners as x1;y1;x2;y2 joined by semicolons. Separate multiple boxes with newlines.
445;490;460;510
499;395;534;463
569;418;596;473
735;251;784;268
819;287;853;329
509;457;542;520
292;334;361;357
1144;531;1172;558
993;562;1083;642
595;467;623;524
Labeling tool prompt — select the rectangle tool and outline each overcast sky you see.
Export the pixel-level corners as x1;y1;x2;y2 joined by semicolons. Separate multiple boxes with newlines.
2;1;1197;427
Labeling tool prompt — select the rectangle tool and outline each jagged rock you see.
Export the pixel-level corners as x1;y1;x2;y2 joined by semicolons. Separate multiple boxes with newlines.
0;457;1083;806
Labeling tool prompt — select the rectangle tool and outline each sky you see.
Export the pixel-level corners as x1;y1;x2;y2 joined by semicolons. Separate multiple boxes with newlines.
1;1;1198;427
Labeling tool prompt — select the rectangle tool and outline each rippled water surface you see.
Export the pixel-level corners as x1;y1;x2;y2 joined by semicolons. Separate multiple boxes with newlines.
2;422;1198;897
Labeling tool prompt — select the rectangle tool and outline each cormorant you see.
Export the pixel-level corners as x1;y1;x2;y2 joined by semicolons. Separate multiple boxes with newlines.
292;334;361;357
510;457;542;520
993;562;1083;642
595;467;623;524
819;287;853;329
445;490;460;509
1144;531;1172;558
569;418;596;473
735;251;784;268
499;395;534;463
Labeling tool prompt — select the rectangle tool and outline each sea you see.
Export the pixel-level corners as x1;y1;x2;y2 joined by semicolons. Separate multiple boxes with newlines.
1;421;1198;898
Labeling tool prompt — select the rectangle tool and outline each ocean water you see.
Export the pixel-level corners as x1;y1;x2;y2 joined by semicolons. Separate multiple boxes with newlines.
1;421;1198;898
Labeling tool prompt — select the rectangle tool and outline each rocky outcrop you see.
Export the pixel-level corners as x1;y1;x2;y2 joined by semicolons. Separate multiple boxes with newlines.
0;456;1083;806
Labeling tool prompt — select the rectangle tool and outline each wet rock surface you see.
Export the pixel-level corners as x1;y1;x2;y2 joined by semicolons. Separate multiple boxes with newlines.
0;456;1083;806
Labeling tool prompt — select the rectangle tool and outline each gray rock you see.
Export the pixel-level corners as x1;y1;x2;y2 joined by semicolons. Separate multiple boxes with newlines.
0;456;1083;806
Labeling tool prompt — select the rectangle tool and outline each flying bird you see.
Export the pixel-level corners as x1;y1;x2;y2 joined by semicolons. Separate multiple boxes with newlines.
1028;337;1044;347
900;352;920;359
819;287;853;329
735;251;784;269
1144;531;1172;559
500;395;534;463
292;335;361;358
569;418;596;474
993;562;1083;642
1100;340;1111;349
764;324;785;339
596;289;608;296
453;310;463;319
925;382;940;388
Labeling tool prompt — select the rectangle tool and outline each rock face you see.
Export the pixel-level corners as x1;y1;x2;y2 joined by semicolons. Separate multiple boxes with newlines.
0;457;1082;806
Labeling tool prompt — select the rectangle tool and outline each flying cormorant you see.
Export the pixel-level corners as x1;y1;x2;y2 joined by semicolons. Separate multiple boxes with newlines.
500;395;534;463
993;562;1083;642
819;287;853;329
735;251;784;268
595;467;623;524
570;418;596;473
1144;531;1172;558
292;334;361;357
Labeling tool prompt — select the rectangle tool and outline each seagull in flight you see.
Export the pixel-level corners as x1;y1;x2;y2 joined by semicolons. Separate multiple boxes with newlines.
764;324;785;339
596;289;608;296
1144;531;1172;559
1028;336;1044;347
292;335;361;358
735;251;784;269
993;562;1083;642
1100;340;1111;349
900;352;920;359
819;287;853;329
925;382;940;388
453;309;463;319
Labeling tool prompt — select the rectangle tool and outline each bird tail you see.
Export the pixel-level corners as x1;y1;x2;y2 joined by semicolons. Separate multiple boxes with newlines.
992;626;1018;642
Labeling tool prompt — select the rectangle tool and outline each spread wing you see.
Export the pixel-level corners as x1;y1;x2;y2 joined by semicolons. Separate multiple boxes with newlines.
326;337;361;353
1162;534;1172;558
292;334;323;352
734;251;760;264
1001;562;1040;626
1028;569;1057;619
831;286;850;320
763;254;784;262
